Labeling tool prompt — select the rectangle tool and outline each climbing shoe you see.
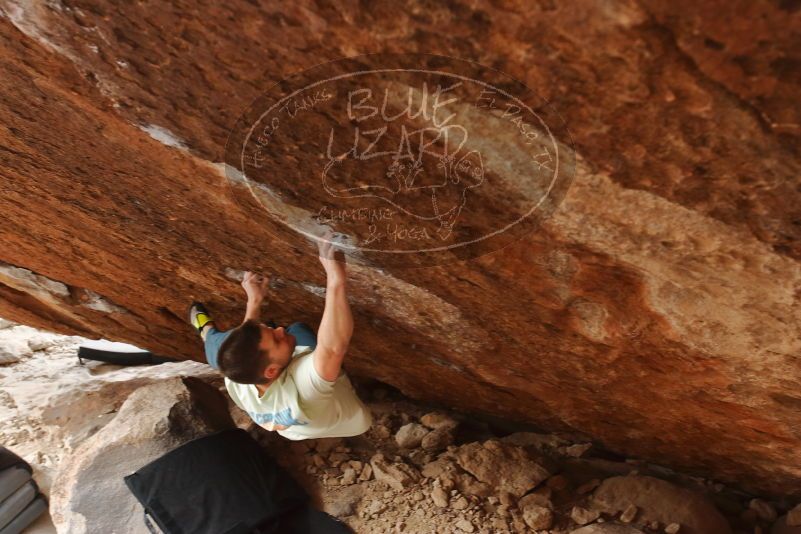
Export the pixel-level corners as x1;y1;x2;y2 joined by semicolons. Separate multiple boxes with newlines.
187;301;214;334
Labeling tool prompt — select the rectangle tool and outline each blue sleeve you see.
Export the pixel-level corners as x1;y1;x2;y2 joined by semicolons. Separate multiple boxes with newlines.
203;327;232;370
286;322;317;349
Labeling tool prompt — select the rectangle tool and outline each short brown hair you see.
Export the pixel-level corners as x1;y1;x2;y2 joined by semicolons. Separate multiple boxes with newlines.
218;320;269;384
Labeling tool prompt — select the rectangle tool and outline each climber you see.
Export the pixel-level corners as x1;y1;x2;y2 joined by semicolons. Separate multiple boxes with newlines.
186;233;372;440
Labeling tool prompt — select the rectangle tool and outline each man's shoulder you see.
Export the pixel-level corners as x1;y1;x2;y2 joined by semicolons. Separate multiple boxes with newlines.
292;345;315;359
223;376;246;397
222;377;248;410
286;349;311;376
289;348;345;385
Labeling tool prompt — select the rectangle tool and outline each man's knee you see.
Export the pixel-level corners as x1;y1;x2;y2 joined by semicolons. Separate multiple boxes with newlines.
200;322;215;342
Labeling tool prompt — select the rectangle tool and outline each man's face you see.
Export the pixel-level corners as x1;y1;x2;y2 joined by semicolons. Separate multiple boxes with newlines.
258;324;296;380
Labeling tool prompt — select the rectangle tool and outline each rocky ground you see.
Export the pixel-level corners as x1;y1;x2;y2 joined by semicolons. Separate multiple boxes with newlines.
257;389;801;534
1;320;800;534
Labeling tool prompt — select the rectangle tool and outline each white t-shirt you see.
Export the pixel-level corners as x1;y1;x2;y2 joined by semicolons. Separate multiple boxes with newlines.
224;345;372;440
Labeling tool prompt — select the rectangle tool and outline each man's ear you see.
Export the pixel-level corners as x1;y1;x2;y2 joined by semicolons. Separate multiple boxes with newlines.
263;364;275;380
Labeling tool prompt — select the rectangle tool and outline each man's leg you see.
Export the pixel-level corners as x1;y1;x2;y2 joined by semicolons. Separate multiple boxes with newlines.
188;302;232;370
203;325;231;370
286;322;317;349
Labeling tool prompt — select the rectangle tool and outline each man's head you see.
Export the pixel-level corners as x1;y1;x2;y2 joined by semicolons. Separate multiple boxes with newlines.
217;321;297;384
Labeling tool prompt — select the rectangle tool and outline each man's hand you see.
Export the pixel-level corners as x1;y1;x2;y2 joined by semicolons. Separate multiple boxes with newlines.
242;271;270;323
317;230;346;281
242;271;270;302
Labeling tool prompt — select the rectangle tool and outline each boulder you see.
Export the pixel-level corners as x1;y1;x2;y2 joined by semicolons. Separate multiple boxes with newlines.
453;439;551;497
0;348;21;366
454;472;494;498
452;495;469;510
431;486;449;508
369;453;421;491
0;328;32;365
519;490;554;510
27;336;56;352
521;503;553;530
455;518;475;533
419;412;459;431
422;456;462;480
421;426;454;452
50;377;235;533
571;505;601;525
395;422;430;449
589;475;732;534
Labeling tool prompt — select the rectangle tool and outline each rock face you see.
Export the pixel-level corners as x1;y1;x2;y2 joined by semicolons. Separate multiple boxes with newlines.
0;0;800;499
49;377;235;533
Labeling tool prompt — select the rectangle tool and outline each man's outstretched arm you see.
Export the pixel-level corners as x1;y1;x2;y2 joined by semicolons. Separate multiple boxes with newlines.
314;237;352;382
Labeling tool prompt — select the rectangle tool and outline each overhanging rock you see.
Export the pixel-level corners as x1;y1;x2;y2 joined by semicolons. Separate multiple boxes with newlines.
0;0;799;498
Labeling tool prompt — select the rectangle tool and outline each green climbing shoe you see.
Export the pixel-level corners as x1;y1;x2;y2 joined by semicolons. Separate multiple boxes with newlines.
187;301;214;334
